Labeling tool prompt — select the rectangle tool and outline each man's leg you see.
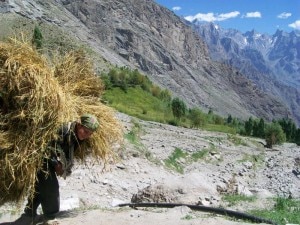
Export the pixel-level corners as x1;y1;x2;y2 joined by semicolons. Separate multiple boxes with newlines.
38;169;60;220
24;189;41;218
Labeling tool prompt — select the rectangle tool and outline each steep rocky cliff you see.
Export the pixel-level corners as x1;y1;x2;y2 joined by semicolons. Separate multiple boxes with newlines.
0;0;291;122
194;22;300;124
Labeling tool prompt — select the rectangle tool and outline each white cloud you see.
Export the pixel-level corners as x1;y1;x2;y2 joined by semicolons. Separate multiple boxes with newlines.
289;20;300;30
172;6;181;11
184;11;240;22
218;11;241;21
277;12;292;19
244;11;261;18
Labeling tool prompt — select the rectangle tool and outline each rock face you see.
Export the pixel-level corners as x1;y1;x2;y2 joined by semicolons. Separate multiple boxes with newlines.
0;0;291;122
194;22;300;125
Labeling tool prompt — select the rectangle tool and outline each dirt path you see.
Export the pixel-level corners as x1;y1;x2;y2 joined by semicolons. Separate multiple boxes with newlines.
55;207;271;225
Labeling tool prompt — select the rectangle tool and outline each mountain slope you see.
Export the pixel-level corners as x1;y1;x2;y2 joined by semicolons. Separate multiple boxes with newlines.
193;22;300;124
0;0;291;122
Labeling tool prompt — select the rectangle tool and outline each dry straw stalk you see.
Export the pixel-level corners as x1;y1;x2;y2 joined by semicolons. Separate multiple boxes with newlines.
0;37;123;206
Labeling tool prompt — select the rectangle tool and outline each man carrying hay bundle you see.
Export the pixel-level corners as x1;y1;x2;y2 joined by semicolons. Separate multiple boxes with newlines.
0;37;123;224
14;114;100;225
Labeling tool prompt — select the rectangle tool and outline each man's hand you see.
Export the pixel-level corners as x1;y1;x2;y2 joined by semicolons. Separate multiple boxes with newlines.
54;161;64;176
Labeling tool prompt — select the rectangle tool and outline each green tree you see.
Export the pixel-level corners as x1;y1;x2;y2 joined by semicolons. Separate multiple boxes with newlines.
118;71;128;92
252;118;265;138
278;118;296;142
32;26;43;49
295;128;300;146
171;97;186;120
227;114;233;124
101;74;112;90
257;118;265;138
252;120;259;137
108;69;118;86
128;69;146;87
265;122;286;148
244;117;253;136
189;108;206;128
207;108;214;124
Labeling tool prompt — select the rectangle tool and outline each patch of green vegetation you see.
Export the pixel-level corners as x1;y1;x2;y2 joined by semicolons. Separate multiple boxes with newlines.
203;124;237;134
125;130;137;144
181;214;194;220
206;136;224;143
190;149;209;162
227;134;248;146
164;145;219;173
193;144;222;163
104;87;173;123
222;194;256;207
100;67;252;134
164;148;188;174
124;119;160;165
124;119;142;145
250;197;300;225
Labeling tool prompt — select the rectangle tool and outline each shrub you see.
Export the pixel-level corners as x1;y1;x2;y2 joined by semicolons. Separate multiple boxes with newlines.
188;108;206;128
213;115;224;125
151;85;161;97
171;97;186;120
168;119;179;126
32;26;43;49
265;122;286;148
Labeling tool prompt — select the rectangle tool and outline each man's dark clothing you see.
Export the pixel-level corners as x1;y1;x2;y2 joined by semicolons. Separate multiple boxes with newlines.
24;122;79;219
24;164;59;219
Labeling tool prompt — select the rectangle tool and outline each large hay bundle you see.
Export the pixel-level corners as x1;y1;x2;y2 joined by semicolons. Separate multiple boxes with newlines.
0;38;123;206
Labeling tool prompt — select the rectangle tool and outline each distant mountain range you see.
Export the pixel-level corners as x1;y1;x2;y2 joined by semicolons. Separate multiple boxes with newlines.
0;0;299;125
192;22;300;87
191;21;300;124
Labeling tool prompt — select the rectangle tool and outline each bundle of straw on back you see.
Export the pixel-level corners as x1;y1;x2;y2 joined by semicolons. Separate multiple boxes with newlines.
0;38;123;206
53;50;123;159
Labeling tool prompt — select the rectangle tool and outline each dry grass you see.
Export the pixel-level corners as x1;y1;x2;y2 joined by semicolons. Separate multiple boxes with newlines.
0;36;123;206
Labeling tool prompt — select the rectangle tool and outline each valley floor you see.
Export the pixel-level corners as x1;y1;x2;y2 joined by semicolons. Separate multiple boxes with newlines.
0;113;299;225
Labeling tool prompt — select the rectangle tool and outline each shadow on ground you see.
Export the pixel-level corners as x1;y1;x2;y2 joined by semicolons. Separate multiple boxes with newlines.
0;210;78;225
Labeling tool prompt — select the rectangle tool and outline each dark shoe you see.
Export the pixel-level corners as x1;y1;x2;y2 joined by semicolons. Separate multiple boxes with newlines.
13;214;35;225
13;214;43;225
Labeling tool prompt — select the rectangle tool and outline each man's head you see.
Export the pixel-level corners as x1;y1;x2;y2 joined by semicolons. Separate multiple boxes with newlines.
76;114;99;140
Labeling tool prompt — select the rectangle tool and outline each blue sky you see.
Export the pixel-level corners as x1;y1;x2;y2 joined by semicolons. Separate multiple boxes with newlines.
154;0;300;35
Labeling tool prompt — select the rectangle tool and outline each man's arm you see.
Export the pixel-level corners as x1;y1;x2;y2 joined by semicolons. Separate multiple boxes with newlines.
47;145;66;176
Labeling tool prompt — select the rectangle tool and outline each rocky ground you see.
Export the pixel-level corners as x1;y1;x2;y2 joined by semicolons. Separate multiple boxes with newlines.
0;113;300;225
